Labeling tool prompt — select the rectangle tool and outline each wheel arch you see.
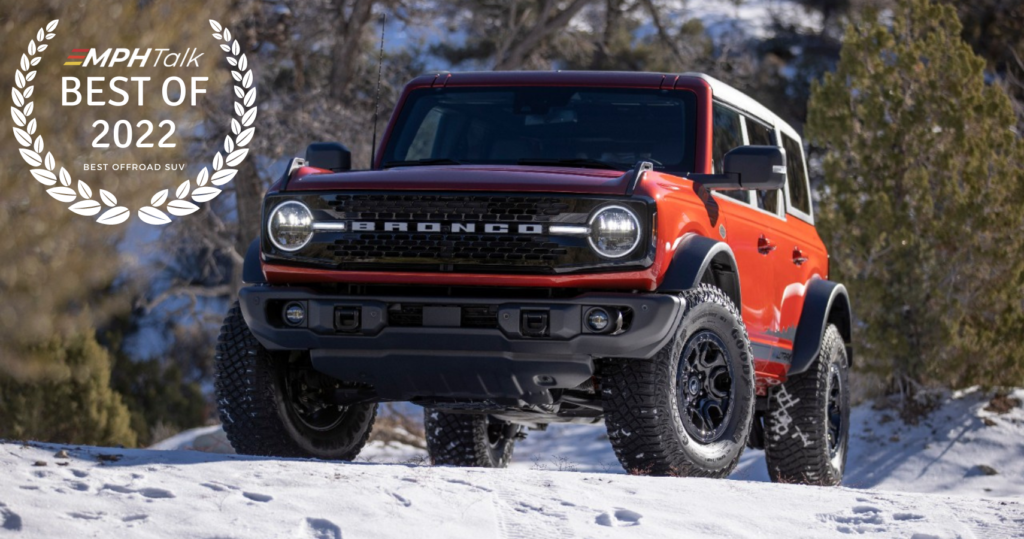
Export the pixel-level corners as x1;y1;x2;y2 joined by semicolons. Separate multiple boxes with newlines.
657;233;741;309
789;279;853;376
242;237;267;284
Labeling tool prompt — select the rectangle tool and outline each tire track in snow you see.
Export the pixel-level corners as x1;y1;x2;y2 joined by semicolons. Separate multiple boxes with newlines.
482;471;575;539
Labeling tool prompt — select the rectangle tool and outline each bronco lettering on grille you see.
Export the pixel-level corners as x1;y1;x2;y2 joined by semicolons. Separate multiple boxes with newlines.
350;222;545;234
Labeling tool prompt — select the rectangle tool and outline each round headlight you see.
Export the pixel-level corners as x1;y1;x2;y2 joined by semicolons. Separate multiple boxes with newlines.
588;205;641;258
268;201;313;252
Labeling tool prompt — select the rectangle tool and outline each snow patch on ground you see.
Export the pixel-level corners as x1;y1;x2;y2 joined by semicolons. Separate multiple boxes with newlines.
3;389;1020;538
155;388;1024;499
3;439;1021;538
666;0;824;40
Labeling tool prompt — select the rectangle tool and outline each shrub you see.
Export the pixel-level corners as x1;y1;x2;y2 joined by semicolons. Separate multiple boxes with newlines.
807;0;1024;392
0;333;137;447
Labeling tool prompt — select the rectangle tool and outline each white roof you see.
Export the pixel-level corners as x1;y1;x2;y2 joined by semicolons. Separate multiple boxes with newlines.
682;72;802;142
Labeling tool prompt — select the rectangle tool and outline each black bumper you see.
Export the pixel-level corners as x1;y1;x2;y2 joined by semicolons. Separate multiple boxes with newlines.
238;286;684;404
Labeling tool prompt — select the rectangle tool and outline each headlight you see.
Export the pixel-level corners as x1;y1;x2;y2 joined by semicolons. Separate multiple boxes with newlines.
588;205;641;258
267;201;313;252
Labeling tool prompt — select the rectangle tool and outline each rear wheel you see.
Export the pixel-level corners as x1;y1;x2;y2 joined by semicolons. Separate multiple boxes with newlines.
215;302;377;460
424;411;519;468
601;284;755;477
764;324;849;485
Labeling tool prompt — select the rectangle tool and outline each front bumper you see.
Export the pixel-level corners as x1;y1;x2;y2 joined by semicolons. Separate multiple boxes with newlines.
238;286;684;404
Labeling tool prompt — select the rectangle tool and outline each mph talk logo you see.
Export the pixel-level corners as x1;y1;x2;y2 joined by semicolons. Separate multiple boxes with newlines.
9;20;257;225
63;47;205;67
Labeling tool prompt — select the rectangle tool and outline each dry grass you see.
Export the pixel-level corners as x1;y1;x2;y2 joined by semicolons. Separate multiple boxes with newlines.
368;404;426;449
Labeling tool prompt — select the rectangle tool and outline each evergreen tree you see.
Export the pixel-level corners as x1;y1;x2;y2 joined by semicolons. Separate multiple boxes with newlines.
807;0;1024;392
0;333;137;447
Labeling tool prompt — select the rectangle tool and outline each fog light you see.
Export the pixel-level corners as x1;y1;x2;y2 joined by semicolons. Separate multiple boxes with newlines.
586;308;610;332
283;302;306;326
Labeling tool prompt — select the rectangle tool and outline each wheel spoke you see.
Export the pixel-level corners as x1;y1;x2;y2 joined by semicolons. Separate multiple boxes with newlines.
701;399;725;432
706;366;732;398
702;347;727;369
696;343;709;367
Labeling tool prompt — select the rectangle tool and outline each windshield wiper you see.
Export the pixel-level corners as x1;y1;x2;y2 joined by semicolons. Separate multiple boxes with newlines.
382;158;463;168
516;158;622;170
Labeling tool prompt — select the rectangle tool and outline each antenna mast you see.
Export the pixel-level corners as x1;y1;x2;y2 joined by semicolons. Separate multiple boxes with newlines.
370;13;386;169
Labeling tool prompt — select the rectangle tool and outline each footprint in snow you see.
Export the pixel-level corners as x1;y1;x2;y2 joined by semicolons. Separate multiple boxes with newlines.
821;505;887;534
68;511;105;521
202;481;239;492
0;503;23;532
243;492;273;503
302;517;342;539
444;478;492;492
138;488;175;499
101;484;175;499
595;508;642;527
390;492;411;507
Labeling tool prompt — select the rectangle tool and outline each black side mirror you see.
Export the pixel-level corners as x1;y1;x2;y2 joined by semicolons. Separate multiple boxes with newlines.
305;142;352;172
689;145;786;191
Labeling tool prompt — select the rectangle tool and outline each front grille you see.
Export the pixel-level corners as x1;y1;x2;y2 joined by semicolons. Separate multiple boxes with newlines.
329;194;571;222
263;192;652;274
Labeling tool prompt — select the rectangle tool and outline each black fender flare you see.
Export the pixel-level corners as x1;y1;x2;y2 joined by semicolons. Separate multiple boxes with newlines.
242;238;266;284
656;233;741;309
789;279;853;375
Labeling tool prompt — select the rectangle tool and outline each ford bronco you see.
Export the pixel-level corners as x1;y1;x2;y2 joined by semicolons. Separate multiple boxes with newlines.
215;71;853;485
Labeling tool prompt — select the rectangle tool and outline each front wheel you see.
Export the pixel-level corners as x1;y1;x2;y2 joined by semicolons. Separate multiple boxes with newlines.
424;411;519;468
601;284;755;478
215;302;377;460
764;324;850;485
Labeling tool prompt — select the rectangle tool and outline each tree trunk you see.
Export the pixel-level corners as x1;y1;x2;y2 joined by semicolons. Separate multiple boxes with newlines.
328;0;376;100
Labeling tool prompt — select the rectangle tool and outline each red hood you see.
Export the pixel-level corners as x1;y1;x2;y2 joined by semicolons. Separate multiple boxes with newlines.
283;165;631;195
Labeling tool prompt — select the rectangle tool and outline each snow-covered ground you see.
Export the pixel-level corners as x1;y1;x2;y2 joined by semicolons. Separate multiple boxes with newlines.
3;389;1022;538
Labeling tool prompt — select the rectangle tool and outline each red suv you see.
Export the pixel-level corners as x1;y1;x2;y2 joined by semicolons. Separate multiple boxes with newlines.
215;71;853;486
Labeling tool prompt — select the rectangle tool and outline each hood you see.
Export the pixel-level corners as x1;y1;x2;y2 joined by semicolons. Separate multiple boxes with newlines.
284;165;631;195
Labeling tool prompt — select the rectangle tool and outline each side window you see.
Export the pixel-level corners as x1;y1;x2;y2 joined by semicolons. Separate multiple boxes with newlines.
781;134;811;216
744;118;779;215
712;103;747;203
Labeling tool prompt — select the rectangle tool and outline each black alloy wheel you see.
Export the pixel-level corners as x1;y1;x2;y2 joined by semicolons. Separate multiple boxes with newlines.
677;331;735;444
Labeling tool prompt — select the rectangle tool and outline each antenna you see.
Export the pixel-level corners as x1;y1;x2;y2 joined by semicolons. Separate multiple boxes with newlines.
370;13;386;169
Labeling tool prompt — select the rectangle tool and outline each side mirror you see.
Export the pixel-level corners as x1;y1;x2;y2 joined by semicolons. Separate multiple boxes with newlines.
305;142;352;172
690;145;786;190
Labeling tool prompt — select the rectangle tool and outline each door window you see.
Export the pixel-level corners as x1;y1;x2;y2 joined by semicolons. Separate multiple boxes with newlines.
712;103;748;203
744;118;780;215
781;134;811;216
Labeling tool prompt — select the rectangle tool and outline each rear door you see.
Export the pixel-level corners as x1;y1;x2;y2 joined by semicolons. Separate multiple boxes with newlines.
769;129;818;364
736;115;789;371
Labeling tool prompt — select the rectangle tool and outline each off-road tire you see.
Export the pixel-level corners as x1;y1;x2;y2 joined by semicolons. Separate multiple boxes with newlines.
764;324;849;486
601;284;755;477
424;411;518;468
215;302;377;460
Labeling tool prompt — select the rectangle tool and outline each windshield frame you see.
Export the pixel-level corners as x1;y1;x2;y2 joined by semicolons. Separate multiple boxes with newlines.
378;85;699;174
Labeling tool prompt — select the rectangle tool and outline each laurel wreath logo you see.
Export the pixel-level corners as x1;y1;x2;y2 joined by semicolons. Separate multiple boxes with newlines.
10;19;258;225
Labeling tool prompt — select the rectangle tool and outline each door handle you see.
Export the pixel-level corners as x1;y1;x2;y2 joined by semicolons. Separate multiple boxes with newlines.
758;234;776;255
792;247;808;266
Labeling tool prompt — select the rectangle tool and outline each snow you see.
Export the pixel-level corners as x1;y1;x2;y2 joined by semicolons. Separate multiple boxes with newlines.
664;0;824;41
2;389;1022;538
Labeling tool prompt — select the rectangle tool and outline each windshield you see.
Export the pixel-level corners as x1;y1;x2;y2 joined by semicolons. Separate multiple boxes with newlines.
381;86;697;173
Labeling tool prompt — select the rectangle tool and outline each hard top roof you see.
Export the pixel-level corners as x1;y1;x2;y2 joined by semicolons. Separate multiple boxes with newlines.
407;70;800;141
